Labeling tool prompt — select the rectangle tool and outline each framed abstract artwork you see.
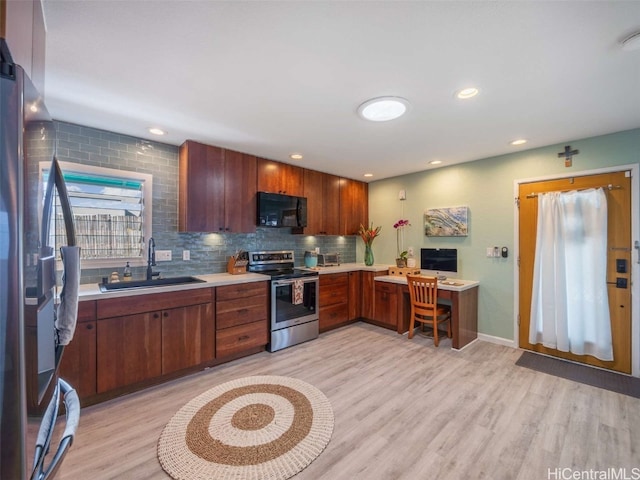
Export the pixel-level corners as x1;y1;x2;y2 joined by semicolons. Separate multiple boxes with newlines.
424;206;468;237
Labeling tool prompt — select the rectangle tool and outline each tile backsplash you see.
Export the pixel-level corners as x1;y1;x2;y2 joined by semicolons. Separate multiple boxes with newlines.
54;121;356;284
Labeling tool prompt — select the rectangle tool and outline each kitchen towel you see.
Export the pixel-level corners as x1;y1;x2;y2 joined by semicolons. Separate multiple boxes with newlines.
293;279;304;305
56;245;81;345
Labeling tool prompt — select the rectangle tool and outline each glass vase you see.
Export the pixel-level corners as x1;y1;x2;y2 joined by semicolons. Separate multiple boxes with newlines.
396;227;404;258
364;244;374;266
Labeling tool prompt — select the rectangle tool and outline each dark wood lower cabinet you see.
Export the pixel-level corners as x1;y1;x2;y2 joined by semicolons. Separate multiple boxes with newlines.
97;312;162;393
348;271;361;320
215;283;269;358
319;273;351;332
373;282;399;329
59;318;97;400
361;270;388;321
216;321;268;358
161;303;214;375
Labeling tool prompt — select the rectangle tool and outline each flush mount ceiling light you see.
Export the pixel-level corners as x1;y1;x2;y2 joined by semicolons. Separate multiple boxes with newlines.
363;173;373;177
456;87;479;99
621;31;640;51
289;153;303;160
429;160;443;165
510;139;528;146
357;96;410;122
148;127;166;136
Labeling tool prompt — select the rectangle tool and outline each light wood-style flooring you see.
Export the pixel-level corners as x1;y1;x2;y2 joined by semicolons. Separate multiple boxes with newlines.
54;323;640;479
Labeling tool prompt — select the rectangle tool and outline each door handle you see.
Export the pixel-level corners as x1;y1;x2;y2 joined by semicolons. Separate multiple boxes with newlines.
607;278;628;288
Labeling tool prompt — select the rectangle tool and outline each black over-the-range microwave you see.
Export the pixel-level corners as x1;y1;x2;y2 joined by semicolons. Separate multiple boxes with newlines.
257;191;308;227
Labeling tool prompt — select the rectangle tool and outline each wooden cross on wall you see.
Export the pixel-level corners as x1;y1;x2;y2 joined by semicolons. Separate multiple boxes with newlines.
558;145;579;167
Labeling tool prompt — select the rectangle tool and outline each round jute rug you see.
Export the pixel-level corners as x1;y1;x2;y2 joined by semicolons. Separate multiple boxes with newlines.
157;375;334;480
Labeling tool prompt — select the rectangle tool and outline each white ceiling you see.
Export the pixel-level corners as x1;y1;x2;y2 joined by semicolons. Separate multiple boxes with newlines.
42;1;640;181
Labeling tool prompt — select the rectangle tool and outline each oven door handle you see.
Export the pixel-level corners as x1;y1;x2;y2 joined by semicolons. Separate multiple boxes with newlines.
272;277;317;287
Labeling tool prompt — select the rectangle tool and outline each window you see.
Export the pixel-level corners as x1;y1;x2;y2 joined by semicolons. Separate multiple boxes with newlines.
40;161;153;268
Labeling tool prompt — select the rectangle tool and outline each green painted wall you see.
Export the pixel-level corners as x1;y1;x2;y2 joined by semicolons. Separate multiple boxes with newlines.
366;128;640;341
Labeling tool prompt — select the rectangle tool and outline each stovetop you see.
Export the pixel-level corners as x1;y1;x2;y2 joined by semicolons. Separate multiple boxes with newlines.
247;250;318;279
255;268;319;280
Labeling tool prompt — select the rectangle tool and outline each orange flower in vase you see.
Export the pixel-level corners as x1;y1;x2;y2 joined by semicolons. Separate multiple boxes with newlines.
358;222;381;266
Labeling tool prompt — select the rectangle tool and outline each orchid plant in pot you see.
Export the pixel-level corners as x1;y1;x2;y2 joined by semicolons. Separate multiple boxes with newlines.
393;219;411;267
358;222;381;266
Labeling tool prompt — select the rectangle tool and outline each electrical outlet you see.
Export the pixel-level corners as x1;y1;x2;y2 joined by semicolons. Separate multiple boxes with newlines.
486;247;493;258
156;250;172;261
183;250;190;261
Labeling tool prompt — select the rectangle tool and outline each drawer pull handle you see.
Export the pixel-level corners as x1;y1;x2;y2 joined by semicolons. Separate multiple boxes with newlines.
239;308;249;315
238;335;250;341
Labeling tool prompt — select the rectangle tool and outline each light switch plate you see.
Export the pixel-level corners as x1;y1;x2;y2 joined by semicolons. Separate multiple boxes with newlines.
183;250;190;261
156;250;172;261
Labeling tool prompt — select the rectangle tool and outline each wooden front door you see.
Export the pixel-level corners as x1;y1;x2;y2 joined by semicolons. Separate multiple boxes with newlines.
518;171;632;373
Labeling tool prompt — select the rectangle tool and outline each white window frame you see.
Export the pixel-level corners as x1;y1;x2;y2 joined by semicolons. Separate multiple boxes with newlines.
39;161;153;269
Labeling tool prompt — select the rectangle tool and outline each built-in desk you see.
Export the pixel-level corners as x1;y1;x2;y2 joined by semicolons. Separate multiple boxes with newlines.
375;276;479;350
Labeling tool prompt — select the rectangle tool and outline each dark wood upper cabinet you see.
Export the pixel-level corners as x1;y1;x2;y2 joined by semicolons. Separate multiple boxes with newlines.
179;141;224;232
339;177;369;235
257;158;304;197
303;169;341;235
179;141;256;233
223;149;257;233
180;140;367;235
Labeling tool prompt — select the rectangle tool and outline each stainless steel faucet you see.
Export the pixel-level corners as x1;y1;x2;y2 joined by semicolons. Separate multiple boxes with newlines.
146;237;156;280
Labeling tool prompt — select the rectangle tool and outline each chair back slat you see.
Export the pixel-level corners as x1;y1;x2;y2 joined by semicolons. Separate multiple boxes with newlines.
406;275;439;315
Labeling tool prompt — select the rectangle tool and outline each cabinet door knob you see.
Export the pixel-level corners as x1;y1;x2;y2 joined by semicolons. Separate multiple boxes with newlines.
153;313;160;319
86;323;94;330
163;311;169;317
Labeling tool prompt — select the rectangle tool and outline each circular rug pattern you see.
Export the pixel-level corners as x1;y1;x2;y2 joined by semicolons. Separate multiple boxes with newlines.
158;375;334;480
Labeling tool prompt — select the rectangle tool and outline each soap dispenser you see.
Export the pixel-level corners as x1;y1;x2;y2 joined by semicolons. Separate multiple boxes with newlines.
123;261;132;281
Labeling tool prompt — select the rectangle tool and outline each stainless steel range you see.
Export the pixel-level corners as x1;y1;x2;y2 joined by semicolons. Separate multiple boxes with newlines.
248;251;319;352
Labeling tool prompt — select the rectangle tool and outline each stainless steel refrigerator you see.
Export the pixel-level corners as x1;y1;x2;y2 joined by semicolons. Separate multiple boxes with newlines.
1;38;81;480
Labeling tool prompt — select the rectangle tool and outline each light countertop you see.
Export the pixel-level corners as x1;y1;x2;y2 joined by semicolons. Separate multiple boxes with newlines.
375;275;479;292
76;263;477;300
78;272;269;301
302;263;390;274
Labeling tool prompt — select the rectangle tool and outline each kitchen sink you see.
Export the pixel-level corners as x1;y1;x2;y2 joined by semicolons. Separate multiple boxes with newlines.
99;276;206;292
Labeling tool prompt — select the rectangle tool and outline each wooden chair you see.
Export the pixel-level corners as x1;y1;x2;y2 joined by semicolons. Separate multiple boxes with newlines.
406;275;452;347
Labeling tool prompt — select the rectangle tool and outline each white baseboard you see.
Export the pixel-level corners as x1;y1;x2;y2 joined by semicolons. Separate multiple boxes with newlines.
477;333;517;349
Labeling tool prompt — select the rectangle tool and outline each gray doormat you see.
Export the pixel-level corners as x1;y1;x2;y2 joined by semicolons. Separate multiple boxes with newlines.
516;351;640;399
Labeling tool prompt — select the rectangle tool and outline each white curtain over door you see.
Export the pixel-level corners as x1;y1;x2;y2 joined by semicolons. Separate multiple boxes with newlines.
529;187;613;361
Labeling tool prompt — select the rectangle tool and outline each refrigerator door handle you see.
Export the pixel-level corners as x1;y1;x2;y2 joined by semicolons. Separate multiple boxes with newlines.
52;157;76;246
30;379;80;480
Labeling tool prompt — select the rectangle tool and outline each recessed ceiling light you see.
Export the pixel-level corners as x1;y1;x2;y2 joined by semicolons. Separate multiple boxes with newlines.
29;104;38;113
364;173;373;177
621;31;640;51
429;160;442;165
290;153;303;160
357;96;410;122
456;87;479;99
148;127;166;135
510;139;528;146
